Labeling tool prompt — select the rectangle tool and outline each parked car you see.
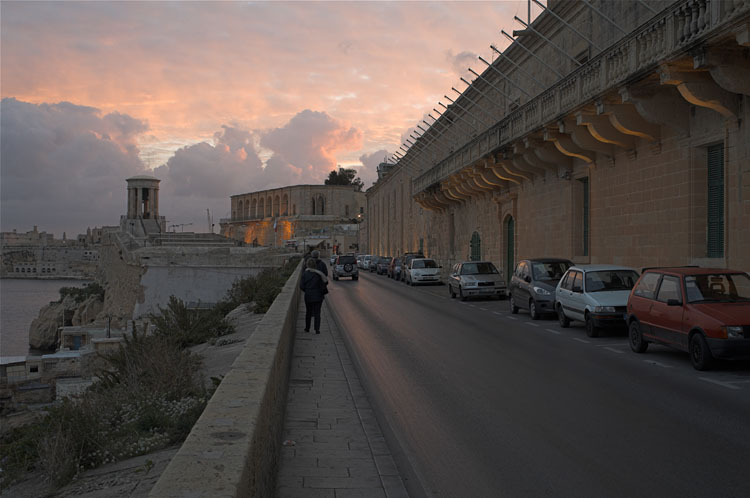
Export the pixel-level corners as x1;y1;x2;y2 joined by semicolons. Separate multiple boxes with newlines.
376;257;392;275
332;254;359;280
405;258;441;285
362;255;374;271
448;261;506;300
626;267;750;370
555;264;640;337
400;252;424;281
388;258;402;280
369;256;380;272
330;254;337;265
356;254;363;268
509;258;572;319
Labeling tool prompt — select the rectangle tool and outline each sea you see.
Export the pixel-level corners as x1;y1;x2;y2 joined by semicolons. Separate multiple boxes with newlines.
0;278;91;359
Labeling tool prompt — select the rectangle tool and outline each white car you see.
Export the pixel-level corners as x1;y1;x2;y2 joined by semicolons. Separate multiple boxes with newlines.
555;264;640;337
362;254;374;270
405;258;442;285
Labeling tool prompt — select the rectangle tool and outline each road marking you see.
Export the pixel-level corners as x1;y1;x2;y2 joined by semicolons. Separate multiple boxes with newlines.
573;338;590;344
493;311;504;316
699;377;742;390
545;328;561;335
479;307;488;311
507;316;518;320
643;360;674;369
603;347;625;354
526;322;539;327
596;343;629;348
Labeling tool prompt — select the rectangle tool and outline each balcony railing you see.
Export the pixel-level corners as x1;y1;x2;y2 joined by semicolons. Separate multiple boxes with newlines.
412;0;748;194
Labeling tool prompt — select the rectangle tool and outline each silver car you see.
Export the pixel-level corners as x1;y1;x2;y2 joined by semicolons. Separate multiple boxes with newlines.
448;261;507;300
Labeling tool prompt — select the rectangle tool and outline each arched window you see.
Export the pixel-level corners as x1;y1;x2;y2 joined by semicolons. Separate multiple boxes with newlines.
237;200;243;220
274;195;281;216
267;196;272;217
293;204;296;215
282;194;289;215
345;204;349;217
470;231;481;261
244;199;249;219
259;198;265;218
252;198;258;218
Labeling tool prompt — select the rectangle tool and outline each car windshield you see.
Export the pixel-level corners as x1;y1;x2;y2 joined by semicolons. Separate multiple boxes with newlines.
393;258;401;265
338;256;356;264
531;261;570;281
585;270;638;292
380;257;392;264
685;273;750;303
461;262;498;275
412;259;437;269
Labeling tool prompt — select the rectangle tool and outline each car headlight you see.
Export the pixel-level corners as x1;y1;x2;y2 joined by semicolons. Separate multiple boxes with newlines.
593;306;616;313
723;326;744;338
533;286;551;296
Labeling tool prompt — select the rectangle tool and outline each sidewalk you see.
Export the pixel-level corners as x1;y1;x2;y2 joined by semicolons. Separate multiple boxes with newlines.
275;298;410;498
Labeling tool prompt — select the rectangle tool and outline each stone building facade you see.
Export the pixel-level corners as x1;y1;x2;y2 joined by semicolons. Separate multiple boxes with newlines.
367;0;750;279
221;185;366;252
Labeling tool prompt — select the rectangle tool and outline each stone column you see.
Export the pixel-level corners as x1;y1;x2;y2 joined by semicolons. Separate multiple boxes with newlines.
153;187;159;218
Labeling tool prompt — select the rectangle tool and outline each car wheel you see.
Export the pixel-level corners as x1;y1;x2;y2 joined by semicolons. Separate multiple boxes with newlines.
529;300;540;320
690;333;713;371
509;295;519;314
459;287;467;301
557;304;570;328
449;285;456;298
628;321;648;353
585;314;599;338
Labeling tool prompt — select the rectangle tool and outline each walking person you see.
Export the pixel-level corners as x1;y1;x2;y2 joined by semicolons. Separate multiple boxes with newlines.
300;257;328;334
310;249;328;276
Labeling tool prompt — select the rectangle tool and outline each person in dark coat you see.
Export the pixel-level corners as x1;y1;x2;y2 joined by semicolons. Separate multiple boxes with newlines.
300;257;328;334
311;249;328;276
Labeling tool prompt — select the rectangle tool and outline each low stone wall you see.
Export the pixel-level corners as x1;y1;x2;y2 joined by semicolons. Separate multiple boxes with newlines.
148;261;302;498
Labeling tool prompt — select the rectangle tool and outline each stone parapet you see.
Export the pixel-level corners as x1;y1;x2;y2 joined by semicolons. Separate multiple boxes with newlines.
148;261;302;498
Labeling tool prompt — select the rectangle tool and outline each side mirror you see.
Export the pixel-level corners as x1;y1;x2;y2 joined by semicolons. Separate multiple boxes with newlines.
524;275;532;283
666;299;682;307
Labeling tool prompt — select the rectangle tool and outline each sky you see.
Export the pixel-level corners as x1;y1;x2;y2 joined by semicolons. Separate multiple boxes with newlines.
1;1;542;237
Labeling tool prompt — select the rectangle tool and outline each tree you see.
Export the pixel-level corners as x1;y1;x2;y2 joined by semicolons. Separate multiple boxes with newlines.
325;167;364;191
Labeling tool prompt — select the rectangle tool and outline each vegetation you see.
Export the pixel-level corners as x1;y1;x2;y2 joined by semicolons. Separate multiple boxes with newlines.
58;281;105;304
149;296;233;348
217;256;301;315
324;166;364;191
0;327;208;490
0;257;302;491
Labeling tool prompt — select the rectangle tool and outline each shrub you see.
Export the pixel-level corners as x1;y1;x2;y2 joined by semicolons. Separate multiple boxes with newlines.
219;256;301;314
149;296;233;348
58;281;105;304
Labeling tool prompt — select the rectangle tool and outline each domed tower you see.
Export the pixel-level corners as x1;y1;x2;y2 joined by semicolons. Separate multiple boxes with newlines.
121;175;166;236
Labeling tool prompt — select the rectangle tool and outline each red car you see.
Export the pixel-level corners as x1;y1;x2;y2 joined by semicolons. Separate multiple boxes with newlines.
626;267;750;370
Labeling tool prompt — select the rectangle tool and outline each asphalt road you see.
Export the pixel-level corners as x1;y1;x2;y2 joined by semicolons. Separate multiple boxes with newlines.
326;270;750;498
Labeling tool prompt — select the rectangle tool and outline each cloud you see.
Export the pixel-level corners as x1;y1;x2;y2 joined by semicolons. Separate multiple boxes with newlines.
0;98;147;236
358;149;390;188
260;110;362;187
446;50;478;80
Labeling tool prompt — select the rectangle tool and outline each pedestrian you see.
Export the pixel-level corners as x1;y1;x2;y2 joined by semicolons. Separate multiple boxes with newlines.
300;257;328;334
310;249;328;276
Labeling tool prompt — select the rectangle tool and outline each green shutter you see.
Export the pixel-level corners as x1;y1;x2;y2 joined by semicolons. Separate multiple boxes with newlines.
581;178;589;256
707;144;724;258
470;231;481;261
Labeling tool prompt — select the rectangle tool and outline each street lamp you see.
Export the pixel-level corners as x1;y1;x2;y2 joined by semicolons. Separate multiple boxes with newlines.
356;213;363;253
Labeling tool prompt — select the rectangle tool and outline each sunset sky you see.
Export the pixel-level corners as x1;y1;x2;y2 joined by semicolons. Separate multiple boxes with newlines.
1;1;542;236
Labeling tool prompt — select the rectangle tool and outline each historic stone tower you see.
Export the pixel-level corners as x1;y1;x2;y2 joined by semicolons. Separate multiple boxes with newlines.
121;175;166;237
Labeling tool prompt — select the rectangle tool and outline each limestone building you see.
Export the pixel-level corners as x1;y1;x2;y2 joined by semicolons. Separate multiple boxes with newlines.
220;185;366;252
367;0;750;279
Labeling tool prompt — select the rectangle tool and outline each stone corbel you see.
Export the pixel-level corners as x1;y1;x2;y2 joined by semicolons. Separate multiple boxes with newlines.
521;138;558;172
466;170;497;191
435;190;457;207
693;47;750;96
456;172;486;194
559;119;614;165
509;146;545;177
575;111;636;150
659;63;739;118
442;185;466;202
596;101;661;142
492;158;529;183
543;129;594;164
473;164;509;189
619;85;689;135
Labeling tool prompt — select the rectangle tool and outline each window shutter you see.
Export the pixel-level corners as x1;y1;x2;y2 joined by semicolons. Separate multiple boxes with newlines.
707;144;724;258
